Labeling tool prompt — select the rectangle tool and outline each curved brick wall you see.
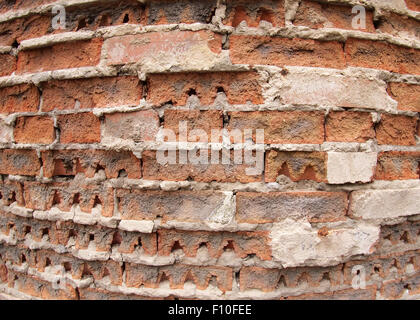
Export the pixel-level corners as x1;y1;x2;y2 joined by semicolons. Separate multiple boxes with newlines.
0;0;419;300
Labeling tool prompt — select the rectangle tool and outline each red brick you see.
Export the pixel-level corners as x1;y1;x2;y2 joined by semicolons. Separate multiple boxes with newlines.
265;150;326;182
0;54;16;77
230;36;346;69
41;149;141;179
294;1;375;32
142;150;262;183
116;189;226;222
14;116;55;144
287;286;377;300
0;149;40;176
345;38;420;75
23;181;114;216
381;273;420;299
236;191;347;224
223;0;285;27
0;179;24;206
388;82;420;112
126;263;232;291
405;0;420;11
0;0;56;14
375;151;420;180
103;110;160;142
228;111;324;144
147;71;263;106
326;111;375;142
164;110;223;141
0;84;39;114
157;229;272;260
17;38;103;74
57;113;100;144
376;114;417;146
377;11;420;39
146;0;217;24
42;76;142;111
105;31;222;65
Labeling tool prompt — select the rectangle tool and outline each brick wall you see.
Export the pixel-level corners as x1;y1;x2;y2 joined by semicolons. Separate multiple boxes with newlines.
0;0;419;300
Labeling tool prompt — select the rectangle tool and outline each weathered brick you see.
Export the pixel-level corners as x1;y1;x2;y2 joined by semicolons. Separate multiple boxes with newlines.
375;151;420;180
0;179;24;206
0;54;16;77
147;0;217;24
116;189;226;222
41;76;142;111
103;110;160;143
126;263;233;291
236;191;347;223
405;0;420;11
157;229;272;260
287;286;377;300
349;188;420;220
293;0;375;32
147;72;263;106
388;82;420;112
0;118;13;143
345;38;420;75
164;110;223;141
57;113;100;144
381;273;420;299
0;149;40;176
14;116;55;144
230;36;346;69
0;84;39;114
79;288;153;300
377;11;420;39
327;152;377;184
228;111;324;144
41;149;141;179
376;114;417;146
326;111;375;142
223;0;285;27
142;150;262;183
23;181;114;216
265;150;326;182
104;31;222;66
17;38;103;74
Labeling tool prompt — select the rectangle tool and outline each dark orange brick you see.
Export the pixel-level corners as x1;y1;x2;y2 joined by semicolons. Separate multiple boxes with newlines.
326;111;375;142
17;38;103;74
41;149;141;179
0;54;16;77
147;72;263;106
0;84;39;114
294;1;375;32
164;110;223;141
42;76;142;111
376;114;417;146
230;36;346;69
228;111;324;144
236;191;347;223
405;0;420;11
388;82;420;112
345;38;420;75
223;0;285;27
0;149;40;176
265;150;326;182
14;116;55;144
57;113;100;144
375;151;420;180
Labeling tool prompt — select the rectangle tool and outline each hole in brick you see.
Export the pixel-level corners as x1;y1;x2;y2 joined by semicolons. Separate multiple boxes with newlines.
99;14;110;27
21;254;26;263
276;275;287;289
9;191;16;204
321;272;330;282
89;234;95;242
216;86;225;94
223;240;235;252
373;19;382;30
82;264;92;278
77;17;87;30
134;237;142;249
41;228;49;238
198;242;208;250
52;191;61;206
63;262;72;272
0;192;2;200
184;271;195;286
11;40;19;48
171;241;183;253
404;284;412;290
208;275;218;288
297;272;310;286
7;223;14;232
118;169;127;178
95;164;105;173
187;88;197;96
72;193;81;205
257;8;274;25
45;257;51;267
400;231;410;243
69;229;77;239
374;265;382;273
111;232;122;246
93;195;102;208
123;13;130;23
24;225;31;236
231;6;248;27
